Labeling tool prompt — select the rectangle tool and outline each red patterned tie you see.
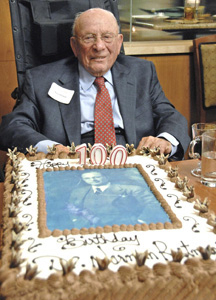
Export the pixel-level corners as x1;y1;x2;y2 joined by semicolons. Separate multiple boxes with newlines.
94;77;116;146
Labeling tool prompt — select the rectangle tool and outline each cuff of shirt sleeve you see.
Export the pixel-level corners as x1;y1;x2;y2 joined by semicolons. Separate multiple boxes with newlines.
157;132;179;157
34;140;59;154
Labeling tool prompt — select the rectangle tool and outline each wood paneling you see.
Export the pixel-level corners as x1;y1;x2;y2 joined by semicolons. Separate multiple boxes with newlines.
0;0;17;169
0;0;16;60
0;61;17;117
0;0;17;121
139;54;196;130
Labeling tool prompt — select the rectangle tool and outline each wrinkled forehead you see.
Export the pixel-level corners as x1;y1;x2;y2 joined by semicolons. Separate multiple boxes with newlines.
75;9;119;35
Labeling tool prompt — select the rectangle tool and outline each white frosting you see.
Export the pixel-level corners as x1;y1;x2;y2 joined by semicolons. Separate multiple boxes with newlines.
15;155;216;279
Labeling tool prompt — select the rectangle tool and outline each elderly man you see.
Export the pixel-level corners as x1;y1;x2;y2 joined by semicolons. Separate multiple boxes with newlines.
0;8;190;160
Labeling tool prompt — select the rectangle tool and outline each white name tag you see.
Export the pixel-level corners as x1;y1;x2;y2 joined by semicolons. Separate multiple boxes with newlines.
48;83;74;104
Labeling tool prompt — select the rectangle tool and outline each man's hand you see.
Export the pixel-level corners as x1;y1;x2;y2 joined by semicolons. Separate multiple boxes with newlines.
137;136;172;155
55;144;70;155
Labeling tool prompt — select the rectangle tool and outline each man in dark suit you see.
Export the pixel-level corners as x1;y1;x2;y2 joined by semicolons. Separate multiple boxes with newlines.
0;8;190;160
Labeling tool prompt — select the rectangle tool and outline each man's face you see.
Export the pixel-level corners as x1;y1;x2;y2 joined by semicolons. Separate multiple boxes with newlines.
81;172;108;186
70;9;123;77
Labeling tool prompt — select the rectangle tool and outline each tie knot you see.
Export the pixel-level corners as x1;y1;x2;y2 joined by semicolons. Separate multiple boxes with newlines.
94;76;105;89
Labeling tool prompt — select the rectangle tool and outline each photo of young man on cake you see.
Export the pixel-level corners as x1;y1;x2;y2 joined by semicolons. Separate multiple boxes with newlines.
0;8;190;160
65;169;170;229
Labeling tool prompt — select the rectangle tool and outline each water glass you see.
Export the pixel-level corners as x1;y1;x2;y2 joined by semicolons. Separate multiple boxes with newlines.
201;130;216;187
189;123;216;177
184;0;199;20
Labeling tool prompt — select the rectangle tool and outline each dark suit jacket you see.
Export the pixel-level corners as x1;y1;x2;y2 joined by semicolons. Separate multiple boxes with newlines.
0;54;190;159
68;183;152;228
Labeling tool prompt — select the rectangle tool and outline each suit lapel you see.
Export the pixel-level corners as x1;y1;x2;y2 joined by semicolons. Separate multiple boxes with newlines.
112;61;137;145
57;59;81;146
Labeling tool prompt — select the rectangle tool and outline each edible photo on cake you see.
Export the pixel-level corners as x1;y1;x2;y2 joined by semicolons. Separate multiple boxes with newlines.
42;167;171;230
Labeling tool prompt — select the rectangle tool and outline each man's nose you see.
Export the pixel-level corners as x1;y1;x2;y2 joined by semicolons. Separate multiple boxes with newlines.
93;37;106;50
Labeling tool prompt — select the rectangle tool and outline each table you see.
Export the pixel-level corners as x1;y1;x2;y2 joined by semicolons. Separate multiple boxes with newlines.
170;159;216;212
133;17;216;39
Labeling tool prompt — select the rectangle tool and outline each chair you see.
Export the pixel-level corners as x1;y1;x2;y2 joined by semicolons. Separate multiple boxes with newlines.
193;34;216;123
0;168;4;182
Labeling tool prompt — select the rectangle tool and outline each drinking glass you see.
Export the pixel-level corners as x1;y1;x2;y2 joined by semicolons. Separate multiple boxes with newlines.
189;123;216;177
184;0;199;20
201;130;216;187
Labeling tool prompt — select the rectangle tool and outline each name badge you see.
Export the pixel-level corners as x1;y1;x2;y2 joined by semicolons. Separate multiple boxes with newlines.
48;83;74;104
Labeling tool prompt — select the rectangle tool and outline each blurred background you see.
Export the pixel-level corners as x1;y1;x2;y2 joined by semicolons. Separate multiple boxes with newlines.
118;0;216;41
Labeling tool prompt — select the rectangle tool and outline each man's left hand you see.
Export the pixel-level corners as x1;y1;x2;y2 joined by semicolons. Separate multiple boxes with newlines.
55;144;70;155
137;136;172;155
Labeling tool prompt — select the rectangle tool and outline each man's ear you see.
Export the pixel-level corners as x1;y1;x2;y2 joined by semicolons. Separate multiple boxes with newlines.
117;34;123;54
70;37;78;57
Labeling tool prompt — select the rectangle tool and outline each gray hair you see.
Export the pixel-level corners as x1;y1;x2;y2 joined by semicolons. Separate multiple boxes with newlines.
72;11;82;36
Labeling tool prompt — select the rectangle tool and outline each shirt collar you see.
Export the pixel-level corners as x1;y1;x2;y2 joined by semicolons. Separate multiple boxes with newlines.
92;182;110;193
78;62;113;92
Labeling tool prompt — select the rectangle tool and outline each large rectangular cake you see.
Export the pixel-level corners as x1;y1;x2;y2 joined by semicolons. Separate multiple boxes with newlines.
1;146;216;299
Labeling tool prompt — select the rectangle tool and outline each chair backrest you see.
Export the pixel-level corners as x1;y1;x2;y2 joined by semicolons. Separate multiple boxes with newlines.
193;34;216;123
9;0;123;100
